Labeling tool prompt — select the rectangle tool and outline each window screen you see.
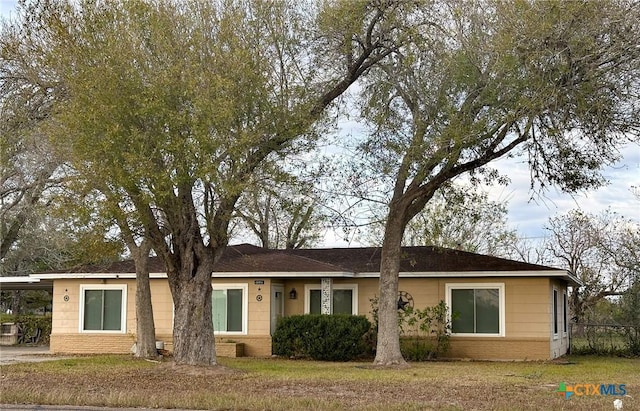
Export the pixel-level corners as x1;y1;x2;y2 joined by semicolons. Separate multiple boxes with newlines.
309;288;353;314
333;289;353;314
212;288;244;333
553;289;559;335
451;288;499;334
83;289;122;331
310;289;321;314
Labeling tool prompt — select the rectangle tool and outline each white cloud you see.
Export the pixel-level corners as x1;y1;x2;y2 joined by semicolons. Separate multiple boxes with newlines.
486;142;640;239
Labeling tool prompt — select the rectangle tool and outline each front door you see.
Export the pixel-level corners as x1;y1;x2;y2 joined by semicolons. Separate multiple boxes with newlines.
270;285;284;335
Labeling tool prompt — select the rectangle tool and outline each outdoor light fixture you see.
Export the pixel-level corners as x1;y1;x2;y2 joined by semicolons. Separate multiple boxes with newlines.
289;288;297;299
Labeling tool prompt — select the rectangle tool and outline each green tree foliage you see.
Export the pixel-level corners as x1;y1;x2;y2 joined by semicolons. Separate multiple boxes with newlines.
1;187;124;277
355;0;640;365
0;290;51;316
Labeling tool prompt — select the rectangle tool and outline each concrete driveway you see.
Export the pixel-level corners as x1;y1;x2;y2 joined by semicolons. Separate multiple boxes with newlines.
0;345;67;365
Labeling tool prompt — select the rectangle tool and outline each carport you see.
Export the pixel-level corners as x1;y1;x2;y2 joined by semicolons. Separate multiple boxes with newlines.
0;276;54;292
0;276;54;346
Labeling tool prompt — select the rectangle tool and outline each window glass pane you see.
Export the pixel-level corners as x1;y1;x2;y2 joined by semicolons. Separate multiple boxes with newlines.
212;289;227;332
102;290;122;331
563;293;568;333
227;289;243;332
84;290;103;330
333;290;353;314
553;289;559;334
451;289;474;333
475;289;499;333
310;290;321;314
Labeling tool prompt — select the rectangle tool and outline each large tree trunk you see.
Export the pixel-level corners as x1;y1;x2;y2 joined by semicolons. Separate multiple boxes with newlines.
169;258;217;366
132;242;157;359
374;206;408;366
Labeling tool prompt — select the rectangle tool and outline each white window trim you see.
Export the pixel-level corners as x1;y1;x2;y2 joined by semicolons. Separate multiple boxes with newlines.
563;290;568;336
303;284;358;315
552;286;560;340
446;283;505;337
79;284;127;334
212;283;248;336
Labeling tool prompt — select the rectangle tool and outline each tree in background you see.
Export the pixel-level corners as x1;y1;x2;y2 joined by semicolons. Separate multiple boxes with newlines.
615;281;640;354
604;187;639;352
359;183;517;257
0;201;123;314
0;0;99;319
234;170;329;249
0;8;61;261
354;0;640;365
545;209;639;324
236;191;326;250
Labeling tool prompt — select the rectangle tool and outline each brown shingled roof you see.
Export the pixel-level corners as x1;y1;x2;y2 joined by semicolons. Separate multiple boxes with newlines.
51;243;561;275
213;245;348;273
286;246;562;273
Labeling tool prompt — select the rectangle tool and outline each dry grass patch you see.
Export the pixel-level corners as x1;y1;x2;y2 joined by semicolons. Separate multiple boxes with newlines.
1;355;638;410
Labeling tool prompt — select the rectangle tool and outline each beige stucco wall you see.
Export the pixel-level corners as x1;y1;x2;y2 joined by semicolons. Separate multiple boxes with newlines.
251;276;568;360
361;276;567;360
50;277;275;355
50;275;569;360
236;277;271;336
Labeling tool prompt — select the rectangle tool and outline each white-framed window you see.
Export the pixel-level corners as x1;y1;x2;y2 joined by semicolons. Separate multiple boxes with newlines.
446;283;505;337
79;284;127;333
212;284;248;335
304;284;358;315
563;291;568;335
553;288;559;338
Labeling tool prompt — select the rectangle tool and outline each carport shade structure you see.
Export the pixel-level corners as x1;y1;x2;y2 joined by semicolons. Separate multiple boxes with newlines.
0;277;54;292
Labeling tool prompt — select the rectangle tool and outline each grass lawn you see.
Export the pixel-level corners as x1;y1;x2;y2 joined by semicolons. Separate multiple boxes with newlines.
1;355;638;410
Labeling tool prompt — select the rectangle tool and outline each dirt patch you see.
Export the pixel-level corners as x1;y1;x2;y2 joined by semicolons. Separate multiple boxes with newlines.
354;363;412;370
157;362;244;376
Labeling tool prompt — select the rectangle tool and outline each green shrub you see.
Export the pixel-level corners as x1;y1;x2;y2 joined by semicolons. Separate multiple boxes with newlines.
273;314;371;361
369;297;454;361
399;301;453;360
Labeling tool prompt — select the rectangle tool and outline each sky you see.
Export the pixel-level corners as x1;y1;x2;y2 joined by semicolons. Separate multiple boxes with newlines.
2;0;637;247
486;143;639;239
0;0;14;20
327;120;639;246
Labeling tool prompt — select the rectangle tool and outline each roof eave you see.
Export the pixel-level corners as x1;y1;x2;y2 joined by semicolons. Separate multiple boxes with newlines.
359;269;582;285
30;271;355;280
31;269;582;285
